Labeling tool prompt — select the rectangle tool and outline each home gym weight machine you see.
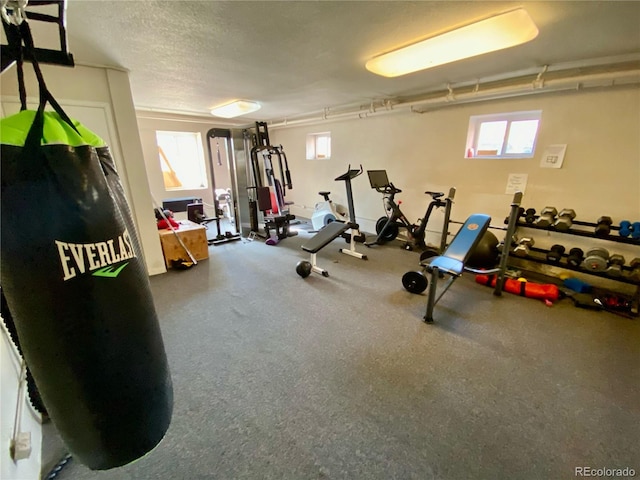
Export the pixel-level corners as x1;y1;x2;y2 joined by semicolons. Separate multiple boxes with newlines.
187;128;241;245
247;122;297;243
365;169;455;258
296;165;367;278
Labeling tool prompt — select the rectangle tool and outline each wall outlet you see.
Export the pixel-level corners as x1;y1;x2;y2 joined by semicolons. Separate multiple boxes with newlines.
10;431;32;461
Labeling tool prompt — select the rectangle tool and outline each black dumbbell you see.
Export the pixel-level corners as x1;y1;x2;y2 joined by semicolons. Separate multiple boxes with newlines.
553;209;576;231
546;244;566;263
513;237;534;257
524;208;536;224
505;207;525;225
535;207;557;228
607;254;625;277
595;216;613;237
583;247;610;272
567;247;584;267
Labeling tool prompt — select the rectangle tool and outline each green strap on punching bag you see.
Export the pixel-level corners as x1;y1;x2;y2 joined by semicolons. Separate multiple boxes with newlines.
1;20;173;470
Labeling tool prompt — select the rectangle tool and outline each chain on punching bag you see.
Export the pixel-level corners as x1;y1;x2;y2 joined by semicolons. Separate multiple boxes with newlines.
0;20;173;470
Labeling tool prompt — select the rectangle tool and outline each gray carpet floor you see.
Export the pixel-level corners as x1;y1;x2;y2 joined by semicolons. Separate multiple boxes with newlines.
50;223;640;479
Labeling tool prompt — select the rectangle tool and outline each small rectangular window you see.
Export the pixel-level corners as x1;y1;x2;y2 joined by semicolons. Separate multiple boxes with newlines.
306;132;331;160
465;111;541;159
156;131;208;190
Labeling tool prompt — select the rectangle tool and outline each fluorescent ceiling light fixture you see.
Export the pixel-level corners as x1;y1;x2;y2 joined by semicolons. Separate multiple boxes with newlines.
366;8;539;77
210;100;261;118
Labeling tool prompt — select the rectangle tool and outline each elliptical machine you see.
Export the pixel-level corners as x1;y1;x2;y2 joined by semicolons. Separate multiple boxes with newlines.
365;170;455;256
311;191;348;231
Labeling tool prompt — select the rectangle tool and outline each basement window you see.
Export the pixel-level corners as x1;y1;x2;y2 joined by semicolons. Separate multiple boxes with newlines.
465;111;541;159
156;131;208;190
306;132;331;160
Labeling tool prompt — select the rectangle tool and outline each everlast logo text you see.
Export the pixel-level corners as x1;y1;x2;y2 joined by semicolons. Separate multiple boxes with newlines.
55;230;136;281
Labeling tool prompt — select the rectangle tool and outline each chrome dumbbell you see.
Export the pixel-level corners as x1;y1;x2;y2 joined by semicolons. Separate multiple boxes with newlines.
513;237;534;257
535;206;557;228
553;209;576;231
607;254;625;277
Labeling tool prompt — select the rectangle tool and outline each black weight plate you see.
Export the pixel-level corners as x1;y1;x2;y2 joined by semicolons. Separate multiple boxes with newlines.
402;271;428;294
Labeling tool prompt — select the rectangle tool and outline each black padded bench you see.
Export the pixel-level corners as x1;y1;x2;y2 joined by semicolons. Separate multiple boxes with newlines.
301;221;353;277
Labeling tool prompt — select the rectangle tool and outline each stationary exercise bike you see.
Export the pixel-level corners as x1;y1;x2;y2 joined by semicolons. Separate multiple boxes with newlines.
365;170;455;256
311;191;348;231
297;165;367;278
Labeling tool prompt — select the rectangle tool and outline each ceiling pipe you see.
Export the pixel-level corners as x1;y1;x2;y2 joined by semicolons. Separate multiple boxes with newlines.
409;68;640;113
268;67;640;129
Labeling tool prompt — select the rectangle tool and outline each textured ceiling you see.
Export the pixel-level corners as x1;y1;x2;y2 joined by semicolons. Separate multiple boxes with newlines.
13;1;640;123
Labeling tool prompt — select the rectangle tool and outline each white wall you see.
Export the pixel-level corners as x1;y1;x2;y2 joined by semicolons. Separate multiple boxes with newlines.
1;63;166;276
0;319;43;480
270;86;640;264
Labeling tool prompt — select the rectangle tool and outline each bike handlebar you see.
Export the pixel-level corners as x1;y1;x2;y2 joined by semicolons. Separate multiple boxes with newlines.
375;185;451;203
335;164;364;181
374;182;402;195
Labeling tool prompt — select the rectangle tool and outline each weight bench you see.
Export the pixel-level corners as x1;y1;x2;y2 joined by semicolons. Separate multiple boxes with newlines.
422;214;492;322
301;221;357;277
421;192;523;322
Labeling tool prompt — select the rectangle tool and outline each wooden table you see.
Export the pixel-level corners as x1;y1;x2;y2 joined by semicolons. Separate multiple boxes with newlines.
158;220;208;268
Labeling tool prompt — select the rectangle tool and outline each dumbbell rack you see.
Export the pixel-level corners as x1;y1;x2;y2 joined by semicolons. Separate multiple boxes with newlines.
509;217;640;313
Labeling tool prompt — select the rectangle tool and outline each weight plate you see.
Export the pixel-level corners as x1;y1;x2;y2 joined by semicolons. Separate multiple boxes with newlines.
583;255;608;272
296;260;312;278
402;271;428;294
586;247;610;260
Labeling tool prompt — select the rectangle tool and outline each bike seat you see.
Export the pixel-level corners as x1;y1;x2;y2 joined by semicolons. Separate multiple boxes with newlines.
425;191;444;199
318;191;331;200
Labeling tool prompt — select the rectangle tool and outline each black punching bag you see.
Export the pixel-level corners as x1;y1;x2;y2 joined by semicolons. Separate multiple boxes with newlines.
0;31;173;469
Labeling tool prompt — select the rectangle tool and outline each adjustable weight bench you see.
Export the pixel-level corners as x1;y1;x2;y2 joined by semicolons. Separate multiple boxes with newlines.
301;221;355;277
423;214;491;322
420;192;523;322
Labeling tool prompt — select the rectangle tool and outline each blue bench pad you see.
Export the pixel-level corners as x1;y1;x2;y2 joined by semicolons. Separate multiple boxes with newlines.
428;256;465;276
424;213;491;275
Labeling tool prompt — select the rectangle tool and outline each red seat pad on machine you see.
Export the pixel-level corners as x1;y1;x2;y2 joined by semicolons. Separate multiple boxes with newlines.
476;274;560;301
